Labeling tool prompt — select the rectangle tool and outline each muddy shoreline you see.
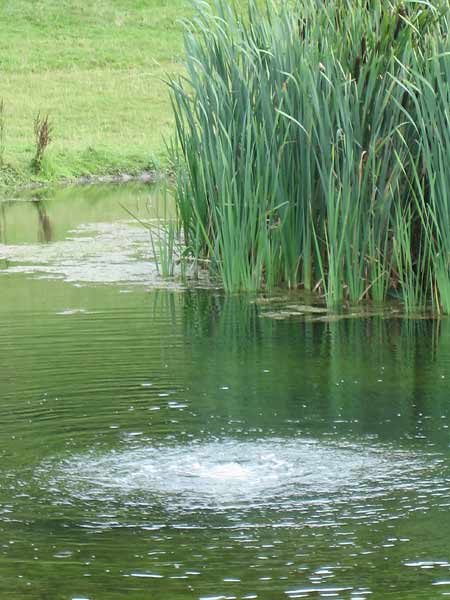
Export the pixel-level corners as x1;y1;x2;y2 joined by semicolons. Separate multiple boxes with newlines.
0;170;162;197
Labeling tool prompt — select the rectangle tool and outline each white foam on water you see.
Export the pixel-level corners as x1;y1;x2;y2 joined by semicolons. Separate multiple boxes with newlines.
49;438;435;512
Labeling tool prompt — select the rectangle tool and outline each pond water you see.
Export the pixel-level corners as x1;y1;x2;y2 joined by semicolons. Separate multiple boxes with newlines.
1;183;450;599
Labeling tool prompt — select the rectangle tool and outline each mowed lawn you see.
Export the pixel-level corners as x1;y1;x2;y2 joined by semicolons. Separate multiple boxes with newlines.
0;0;192;185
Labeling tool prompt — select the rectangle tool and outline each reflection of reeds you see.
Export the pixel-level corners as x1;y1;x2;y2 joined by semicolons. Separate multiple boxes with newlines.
176;291;448;437
182;291;263;347
179;291;441;355
35;201;53;243
0;203;6;253
170;0;450;313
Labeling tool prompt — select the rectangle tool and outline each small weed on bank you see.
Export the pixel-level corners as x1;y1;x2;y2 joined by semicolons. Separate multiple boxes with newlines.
32;112;52;174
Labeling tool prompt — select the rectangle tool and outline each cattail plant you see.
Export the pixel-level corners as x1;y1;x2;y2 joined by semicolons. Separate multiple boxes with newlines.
169;0;450;312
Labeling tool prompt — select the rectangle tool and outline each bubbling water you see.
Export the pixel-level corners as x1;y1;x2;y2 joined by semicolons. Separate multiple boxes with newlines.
50;438;436;513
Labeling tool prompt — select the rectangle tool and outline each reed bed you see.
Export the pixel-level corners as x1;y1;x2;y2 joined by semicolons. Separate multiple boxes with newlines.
169;0;450;312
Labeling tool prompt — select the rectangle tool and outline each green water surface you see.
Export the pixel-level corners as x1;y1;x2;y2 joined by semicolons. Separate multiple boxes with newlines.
1;184;450;600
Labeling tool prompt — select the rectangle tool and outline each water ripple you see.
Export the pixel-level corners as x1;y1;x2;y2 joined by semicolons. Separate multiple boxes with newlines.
44;438;444;520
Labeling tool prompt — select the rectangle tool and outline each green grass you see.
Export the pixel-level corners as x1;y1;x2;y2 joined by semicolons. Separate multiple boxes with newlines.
0;0;192;187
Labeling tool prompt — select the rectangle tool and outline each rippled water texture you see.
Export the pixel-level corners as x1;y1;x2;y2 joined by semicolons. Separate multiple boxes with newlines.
2;184;450;600
50;439;439;515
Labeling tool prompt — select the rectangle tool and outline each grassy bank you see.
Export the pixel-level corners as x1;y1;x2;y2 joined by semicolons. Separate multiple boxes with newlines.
171;0;450;312
0;0;191;188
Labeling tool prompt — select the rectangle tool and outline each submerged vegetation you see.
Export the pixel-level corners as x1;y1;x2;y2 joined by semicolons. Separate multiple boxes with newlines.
170;0;450;313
